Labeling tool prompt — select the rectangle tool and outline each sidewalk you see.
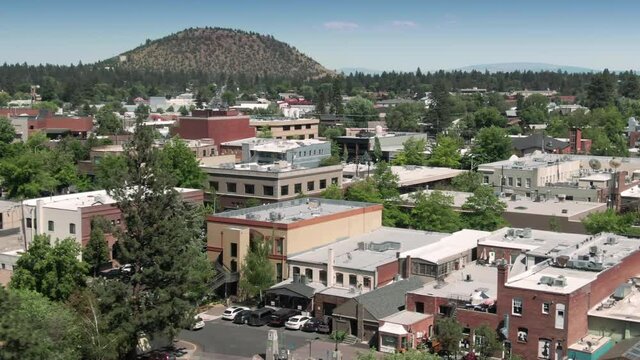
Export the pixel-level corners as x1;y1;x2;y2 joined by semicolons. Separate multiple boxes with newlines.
197;304;227;321
288;340;382;360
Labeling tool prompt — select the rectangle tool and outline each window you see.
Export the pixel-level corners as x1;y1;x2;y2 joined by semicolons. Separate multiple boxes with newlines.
307;181;315;191
309;134;314;139
305;268;313;281
274;238;283;255
336;273;344;286
349;274;357;287
517;178;522;187
230;243;238;257
525;178;531;188
244;184;255;194
69;223;76;234
517;328;528;343
294;125;302;130
294;183;302;194
26;218;32;228
276;263;283;282
209;181;219;191
319;179;327;189
331;177;338;185
319;270;327;284
555;304;565;329
230;259;238;272
415;302;424;313
538;339;552;359
438;305;448;315
381;335;397;348
483;176;489;184
281;185;289;196
508;177;514;186
305;124;311;129
202;150;206;157
48;221;54;231
363;277;371;289
263;186;274;196
512;298;523;315
227;182;237;193
542;302;550;314
293;267;300;276
283;125;291;131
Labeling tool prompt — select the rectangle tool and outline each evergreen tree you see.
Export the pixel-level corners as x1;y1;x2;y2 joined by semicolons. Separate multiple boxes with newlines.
83;218;111;276
620;71;640;99
586;69;616;109
330;77;344;114
373;137;383;162
428;80;453;132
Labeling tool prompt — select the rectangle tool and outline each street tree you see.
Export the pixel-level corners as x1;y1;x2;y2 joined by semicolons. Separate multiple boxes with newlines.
470;126;512;163
461;186;507;231
0;288;82;360
392;137;427;166
239;235;276;300
101;116;214;357
473;325;503;360
10;234;88;301
435;317;464;357
427;135;462;168
385;102;424;131
411;191;462;232
83;218;111;276
160;137;207;188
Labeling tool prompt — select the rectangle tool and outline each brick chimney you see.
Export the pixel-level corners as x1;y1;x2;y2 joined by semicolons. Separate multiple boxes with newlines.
497;260;509;289
404;255;412;279
327;248;335;287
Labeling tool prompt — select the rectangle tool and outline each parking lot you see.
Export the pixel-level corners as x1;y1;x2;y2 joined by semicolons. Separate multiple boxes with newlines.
179;316;332;359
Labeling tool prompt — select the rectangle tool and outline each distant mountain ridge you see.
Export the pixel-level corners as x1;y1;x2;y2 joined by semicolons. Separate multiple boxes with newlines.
338;67;383;75
455;62;596;73
104;27;332;79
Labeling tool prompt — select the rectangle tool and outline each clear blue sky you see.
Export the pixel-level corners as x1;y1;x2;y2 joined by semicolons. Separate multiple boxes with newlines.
1;0;638;71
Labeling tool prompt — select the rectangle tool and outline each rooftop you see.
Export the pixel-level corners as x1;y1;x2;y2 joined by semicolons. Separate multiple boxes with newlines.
202;161;341;174
0;200;19;211
390;166;465;187
580;173;612;181
288;227;449;271
568;335;612;356
409;262;498;301
401;229;490;264
251;139;327;153
478;153;580;171
380;310;432;325
211;198;380;225
588;281;640;324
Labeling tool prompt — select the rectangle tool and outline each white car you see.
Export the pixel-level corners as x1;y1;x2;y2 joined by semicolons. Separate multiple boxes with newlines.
222;306;250;320
191;316;205;330
285;315;311;330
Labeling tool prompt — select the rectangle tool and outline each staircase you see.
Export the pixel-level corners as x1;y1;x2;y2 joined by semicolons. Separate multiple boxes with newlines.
342;335;358;345
211;261;239;291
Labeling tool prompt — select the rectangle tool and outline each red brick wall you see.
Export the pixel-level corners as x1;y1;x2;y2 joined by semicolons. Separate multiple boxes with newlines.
377;260;399;287
313;293;350;318
175;116;255;151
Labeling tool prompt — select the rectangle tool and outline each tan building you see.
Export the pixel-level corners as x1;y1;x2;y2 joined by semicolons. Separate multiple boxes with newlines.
249;118;319;140
206;198;383;293
202;162;343;209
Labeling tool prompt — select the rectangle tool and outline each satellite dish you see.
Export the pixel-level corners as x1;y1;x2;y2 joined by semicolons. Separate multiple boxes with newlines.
609;157;622;169
589;159;602;171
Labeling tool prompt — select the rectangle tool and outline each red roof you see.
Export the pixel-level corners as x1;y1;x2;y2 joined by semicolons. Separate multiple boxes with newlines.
285;98;313;105
29;116;93;132
0;108;40;117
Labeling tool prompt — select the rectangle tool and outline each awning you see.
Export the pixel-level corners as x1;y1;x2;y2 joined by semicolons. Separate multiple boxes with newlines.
379;322;408;336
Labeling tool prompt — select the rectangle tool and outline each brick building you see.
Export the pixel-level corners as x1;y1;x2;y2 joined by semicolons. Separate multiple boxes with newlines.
174;109;255;151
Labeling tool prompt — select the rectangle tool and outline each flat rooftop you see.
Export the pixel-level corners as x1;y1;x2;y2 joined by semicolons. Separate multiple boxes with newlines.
480;152;640;172
622;185;640;199
401;229;490;264
588;282;640;323
568;335;612;355
402;190;606;218
251;139;327;153
409;262;498;300
381;310;431;325
478;153;580;171
202;161;341;174
0;200;19;211
249;118;318;124
580;173;612;181
390;166;465;187
288;227;449;271
22;188;197;211
505;262;598;294
211;198;379;224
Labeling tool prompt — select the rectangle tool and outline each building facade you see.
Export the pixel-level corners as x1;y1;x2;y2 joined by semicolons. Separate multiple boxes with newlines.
174;109;255;151
249;118;319;140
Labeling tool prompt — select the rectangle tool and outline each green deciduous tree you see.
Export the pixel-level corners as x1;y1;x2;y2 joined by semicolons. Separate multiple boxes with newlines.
451;172;483;192
240;235;275;300
582;209;636;235
0;116;15;144
471;107;507;128
100;117;214;356
257;126;273;138
95;107;123;135
435;317;464;356
473;325;503;360
427;135;462;168
83;218;111;276
385;102;424;131
461;186;507;231
0;288;82;360
321;183;343;200
470;126;512;163
10;234;88;301
345;96;378;126
392;137;427;166
32;101;59;113
411;191;462;232
160;137;207;188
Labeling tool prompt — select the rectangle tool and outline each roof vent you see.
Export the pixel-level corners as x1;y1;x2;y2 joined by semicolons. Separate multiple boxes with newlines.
553;275;567;287
606;236;617;245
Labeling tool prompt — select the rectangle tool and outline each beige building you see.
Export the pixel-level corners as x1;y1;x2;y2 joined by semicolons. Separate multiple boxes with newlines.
206;198;383;293
249;118;319;140
202;162;343;209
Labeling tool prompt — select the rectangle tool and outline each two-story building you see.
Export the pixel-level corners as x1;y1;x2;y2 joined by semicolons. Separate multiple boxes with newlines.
249;118;319;140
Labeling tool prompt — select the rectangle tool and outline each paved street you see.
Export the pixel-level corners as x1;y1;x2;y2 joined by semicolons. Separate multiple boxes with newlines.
179;317;333;359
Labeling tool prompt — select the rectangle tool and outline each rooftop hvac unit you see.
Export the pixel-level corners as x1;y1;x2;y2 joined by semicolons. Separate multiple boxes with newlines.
589;246;598;256
613;284;632;300
522;228;532;238
606;236;617;245
539;276;555;286
507;228;516;237
556;255;570;268
553;276;567;287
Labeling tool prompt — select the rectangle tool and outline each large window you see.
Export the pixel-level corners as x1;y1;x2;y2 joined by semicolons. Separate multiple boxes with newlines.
555;304;565;329
274;238;283;255
331;177;339;185
415;302;424;313
363;277;371;290
244;184;255;194
517;328;528;343
349;274;357;287
381;335;397;348
281;185;289;196
263;186;274;196
227;182;237;193
512;298;523;315
319;270;327;284
319;179;327;189
26;218;32;228
276;263;283;282
542;302;550;314
209;181;219;191
307;181;315;191
294;183;302;194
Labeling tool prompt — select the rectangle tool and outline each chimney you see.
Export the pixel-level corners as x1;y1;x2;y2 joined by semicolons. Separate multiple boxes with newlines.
497;260;509;289
404;255;412;279
327;248;335;287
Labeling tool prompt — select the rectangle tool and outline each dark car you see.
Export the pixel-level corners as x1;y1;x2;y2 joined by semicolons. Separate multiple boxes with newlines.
232;309;252;325
247;307;275;326
317;316;332;334
301;318;322;332
269;308;300;327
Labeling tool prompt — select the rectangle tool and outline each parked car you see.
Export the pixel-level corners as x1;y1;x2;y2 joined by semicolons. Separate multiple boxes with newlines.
232;309;252;325
269;308;300;327
301;318;323;332
285;315;311;330
191;316;205;330
317;317;332;334
247;307;275;326
222;306;250;321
